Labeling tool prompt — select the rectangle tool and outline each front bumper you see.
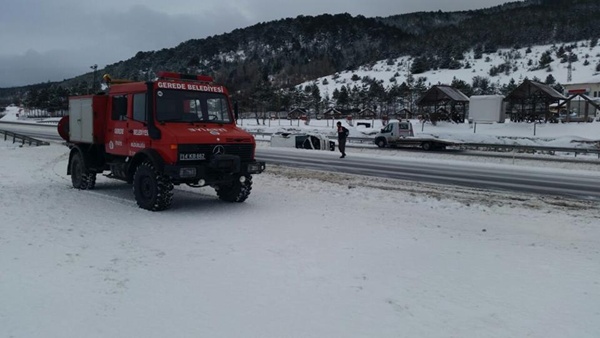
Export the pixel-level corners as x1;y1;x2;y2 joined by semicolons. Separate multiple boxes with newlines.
164;159;266;183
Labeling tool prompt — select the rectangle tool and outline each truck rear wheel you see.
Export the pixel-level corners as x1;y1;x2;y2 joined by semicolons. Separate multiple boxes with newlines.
421;142;432;151
133;161;174;211
70;152;96;190
216;175;252;202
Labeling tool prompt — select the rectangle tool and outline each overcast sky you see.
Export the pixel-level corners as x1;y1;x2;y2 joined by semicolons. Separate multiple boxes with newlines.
0;0;512;88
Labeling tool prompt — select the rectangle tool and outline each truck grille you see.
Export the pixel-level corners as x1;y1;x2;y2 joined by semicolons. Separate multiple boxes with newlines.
178;143;254;162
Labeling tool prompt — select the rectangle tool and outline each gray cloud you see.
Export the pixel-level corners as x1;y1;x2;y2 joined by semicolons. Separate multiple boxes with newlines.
0;0;511;87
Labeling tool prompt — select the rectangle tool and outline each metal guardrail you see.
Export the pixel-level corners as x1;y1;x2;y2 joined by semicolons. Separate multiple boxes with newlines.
0;120;58;128
0;129;50;146
346;136;600;157
346;137;379;144
460;142;600;158
34;120;60;125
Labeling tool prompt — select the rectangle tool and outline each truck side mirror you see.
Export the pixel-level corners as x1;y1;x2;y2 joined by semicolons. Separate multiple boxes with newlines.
234;101;239;121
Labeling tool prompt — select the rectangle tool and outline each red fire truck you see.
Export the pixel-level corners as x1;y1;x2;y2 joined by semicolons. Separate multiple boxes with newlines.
58;71;265;211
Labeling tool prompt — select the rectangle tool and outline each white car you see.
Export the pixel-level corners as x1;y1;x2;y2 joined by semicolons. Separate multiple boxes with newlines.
270;132;335;151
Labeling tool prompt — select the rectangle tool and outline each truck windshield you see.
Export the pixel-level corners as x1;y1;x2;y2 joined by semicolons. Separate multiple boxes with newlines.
156;89;232;123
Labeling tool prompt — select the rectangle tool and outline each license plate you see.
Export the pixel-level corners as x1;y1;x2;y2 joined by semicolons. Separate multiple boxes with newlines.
179;153;205;161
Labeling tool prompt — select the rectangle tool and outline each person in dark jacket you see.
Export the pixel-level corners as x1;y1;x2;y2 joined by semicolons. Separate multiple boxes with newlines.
336;121;349;158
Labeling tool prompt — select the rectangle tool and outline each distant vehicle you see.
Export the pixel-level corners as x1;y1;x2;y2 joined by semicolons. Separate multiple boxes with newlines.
270;132;335;151
558;111;577;120
374;121;461;150
558;112;593;123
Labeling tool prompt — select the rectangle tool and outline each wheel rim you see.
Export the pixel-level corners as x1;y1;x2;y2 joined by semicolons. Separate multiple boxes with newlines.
140;176;154;200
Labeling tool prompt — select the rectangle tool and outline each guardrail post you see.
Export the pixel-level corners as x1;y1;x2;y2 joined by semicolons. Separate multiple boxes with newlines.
533;122;537;136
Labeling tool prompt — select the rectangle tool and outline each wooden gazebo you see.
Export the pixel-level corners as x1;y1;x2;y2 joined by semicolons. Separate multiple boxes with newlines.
555;93;599;122
323;107;343;119
357;108;377;119
287;108;307;120
505;79;567;122
387;108;413;120
417;85;469;123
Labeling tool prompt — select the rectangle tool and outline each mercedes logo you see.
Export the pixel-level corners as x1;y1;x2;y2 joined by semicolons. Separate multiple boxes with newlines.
212;145;225;155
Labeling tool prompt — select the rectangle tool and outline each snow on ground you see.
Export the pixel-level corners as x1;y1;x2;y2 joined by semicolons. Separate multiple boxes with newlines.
1;129;600;337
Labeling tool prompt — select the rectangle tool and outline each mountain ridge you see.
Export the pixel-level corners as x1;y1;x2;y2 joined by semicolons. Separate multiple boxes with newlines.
2;0;599;114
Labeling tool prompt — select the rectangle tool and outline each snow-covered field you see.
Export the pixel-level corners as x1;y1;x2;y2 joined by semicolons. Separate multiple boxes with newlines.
1;119;600;337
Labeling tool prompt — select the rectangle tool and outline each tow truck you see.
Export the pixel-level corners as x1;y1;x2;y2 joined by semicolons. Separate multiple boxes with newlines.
374;121;461;150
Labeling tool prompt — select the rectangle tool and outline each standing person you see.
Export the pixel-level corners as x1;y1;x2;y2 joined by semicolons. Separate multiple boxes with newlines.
336;121;349;158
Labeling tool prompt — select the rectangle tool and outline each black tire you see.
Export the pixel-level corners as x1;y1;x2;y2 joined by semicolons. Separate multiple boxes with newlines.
375;138;387;148
216;175;252;202
421;142;432;151
133;161;174;211
86;174;97;190
70;152;96;190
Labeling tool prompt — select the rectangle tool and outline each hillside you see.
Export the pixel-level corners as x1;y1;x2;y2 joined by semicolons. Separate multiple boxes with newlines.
2;0;600;113
306;40;600;99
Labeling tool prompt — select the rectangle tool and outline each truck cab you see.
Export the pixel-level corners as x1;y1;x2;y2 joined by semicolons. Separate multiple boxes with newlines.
374;121;414;147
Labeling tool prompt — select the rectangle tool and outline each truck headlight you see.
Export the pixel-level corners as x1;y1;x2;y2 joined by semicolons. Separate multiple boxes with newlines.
247;162;265;173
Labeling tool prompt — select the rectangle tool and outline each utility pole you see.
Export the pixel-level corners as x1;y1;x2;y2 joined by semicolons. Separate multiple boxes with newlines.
567;53;572;83
90;64;98;94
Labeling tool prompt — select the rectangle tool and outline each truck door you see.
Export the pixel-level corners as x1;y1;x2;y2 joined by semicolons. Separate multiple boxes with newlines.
105;95;129;156
398;122;414;137
126;93;151;154
380;123;394;141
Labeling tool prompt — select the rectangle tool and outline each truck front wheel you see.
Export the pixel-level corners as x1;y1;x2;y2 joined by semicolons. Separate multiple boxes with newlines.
375;138;387;148
70;152;96;190
216;175;252;203
133;161;174;211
